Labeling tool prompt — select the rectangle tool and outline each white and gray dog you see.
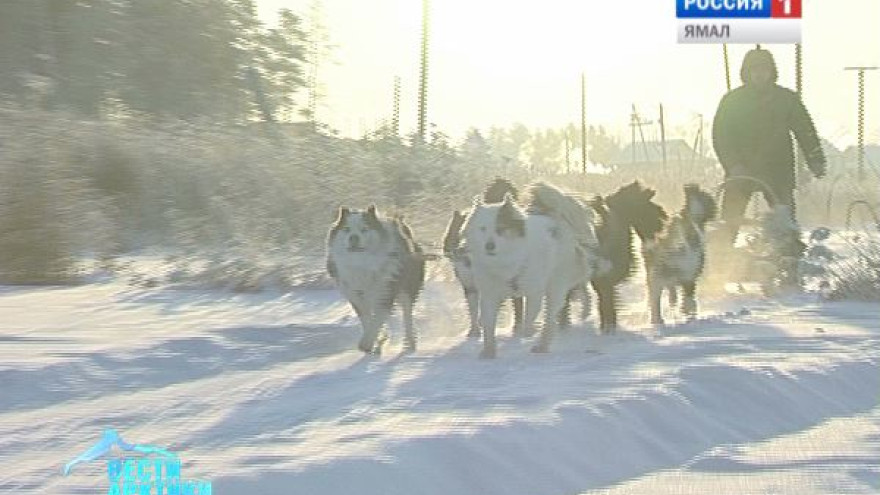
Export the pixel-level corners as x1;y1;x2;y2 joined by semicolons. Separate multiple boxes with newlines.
443;178;523;339
462;182;604;358
639;184;717;325
326;205;425;354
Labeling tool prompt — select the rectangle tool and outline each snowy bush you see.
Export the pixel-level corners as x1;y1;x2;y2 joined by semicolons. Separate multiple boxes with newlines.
827;235;880;301
0;107;525;287
0;105;866;289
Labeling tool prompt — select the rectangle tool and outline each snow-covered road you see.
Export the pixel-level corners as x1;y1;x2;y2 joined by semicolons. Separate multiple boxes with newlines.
1;281;877;494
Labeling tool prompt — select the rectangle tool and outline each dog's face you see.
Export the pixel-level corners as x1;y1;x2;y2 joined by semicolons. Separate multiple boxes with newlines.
329;205;387;254
464;195;526;258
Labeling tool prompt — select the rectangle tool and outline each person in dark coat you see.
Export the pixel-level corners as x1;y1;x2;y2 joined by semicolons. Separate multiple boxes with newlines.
712;48;826;245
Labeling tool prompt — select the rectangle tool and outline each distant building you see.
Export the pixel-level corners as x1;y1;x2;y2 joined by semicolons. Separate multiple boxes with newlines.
608;139;714;170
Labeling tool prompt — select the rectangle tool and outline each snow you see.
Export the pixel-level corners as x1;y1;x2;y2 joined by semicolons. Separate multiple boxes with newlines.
1;276;878;494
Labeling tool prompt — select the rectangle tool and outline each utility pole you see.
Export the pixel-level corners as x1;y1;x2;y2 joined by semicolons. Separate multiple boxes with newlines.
306;0;327;127
698;113;704;158
659;103;667;172
391;76;400;137
630;104;653;164
581;73;587;173
795;43;807;183
565;131;571;174
416;0;430;143
844;66;878;180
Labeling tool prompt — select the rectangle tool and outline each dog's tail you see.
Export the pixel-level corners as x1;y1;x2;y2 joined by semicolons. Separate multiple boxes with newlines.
442;210;467;257
527;182;599;250
683;184;718;226
393;215;422;255
393;216;427;295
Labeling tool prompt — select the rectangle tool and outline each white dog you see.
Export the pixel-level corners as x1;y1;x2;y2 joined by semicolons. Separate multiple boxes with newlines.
462;183;604;358
326;205;425;354
443;178;525;339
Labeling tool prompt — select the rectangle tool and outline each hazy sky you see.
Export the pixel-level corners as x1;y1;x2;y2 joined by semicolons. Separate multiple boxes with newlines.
256;0;879;149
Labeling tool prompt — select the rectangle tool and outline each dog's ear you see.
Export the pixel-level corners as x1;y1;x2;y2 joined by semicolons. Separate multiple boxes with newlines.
453;210;464;221
472;195;483;207
497;196;526;237
335;206;350;222
364;204;387;234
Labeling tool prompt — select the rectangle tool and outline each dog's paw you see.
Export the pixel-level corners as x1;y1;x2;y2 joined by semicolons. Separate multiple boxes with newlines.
467;328;482;339
479;346;497;359
371;333;390;355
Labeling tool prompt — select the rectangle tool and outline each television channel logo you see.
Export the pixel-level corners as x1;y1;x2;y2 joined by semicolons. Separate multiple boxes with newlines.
677;0;802;44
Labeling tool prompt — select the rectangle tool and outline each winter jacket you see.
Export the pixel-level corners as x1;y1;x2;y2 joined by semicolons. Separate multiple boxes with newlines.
712;50;826;191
